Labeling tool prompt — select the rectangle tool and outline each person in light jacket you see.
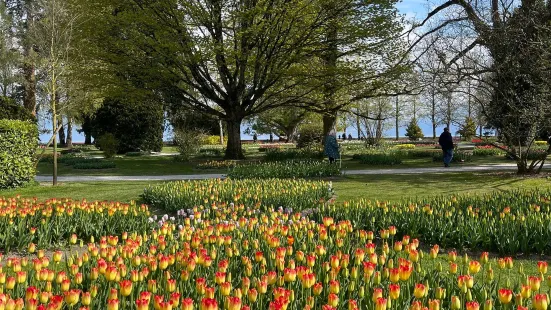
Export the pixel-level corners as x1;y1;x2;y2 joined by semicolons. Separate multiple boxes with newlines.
324;129;340;164
438;128;454;167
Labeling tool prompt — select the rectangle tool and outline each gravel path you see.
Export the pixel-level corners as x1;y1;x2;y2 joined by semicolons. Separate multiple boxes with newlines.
34;163;550;182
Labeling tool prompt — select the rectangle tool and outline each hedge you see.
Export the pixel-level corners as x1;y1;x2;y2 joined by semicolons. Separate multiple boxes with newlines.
0;120;38;189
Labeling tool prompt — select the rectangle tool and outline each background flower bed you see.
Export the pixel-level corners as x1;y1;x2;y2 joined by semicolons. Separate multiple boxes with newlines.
141;178;333;213
227;161;341;179
317;189;551;255
0;197;150;251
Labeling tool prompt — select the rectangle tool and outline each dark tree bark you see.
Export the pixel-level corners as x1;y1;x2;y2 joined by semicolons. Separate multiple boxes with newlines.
66;117;73;149
58;117;66;147
225;118;244;159
322;113;337;142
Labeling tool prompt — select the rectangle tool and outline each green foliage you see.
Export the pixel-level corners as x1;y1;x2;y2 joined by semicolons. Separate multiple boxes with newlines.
297;123;323;148
402;149;442;158
0;120;38;189
196;160;239;170
405;118;424;141
227;161;341;179
0;97;35;121
201;135;226;146
432;151;473;163
394;144;415;150
353;153;402;165
173;129;205;162
91;97;163;153
72;160;116;170
264;148;324;162
96;133;119;158
141;179;332;213
458;117;477;139
125;151;147;157
473;147;504;156
317;189;551;255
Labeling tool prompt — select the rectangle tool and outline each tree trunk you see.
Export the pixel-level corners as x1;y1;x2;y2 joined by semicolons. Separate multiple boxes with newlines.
52;100;58;186
431;92;437;139
23;62;36;115
224;119;244;159
395;97;399;140
322;113;337;142
58;116;66;147
66;117;73;149
356;114;361;140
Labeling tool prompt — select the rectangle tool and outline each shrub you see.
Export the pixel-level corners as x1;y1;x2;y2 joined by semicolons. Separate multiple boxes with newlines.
228;161;341;179
96;133;119;158
264;148;324;161
432;150;473;163
125;151;147;157
0;197;150;251
0;97;35;122
458;117;477;139
141;178;332;212
91;97;164;153
201;135;226;145
394;144;415;150
354;153;402;165
535;140;549;146
405;118;424;141
0;120;38;189
297;124;322;148
403;149;441;158
173;129;205;162
72;161;116;170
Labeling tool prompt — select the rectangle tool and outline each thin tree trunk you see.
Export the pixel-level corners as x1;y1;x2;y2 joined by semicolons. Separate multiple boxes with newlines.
219;119;224;145
224;118;244;159
66;117;73;149
58;116;66;147
432;92;437;139
52;94;58;186
395;97;399;140
356;114;361;140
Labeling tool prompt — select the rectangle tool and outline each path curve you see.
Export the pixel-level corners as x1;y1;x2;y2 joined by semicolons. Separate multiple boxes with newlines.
34;163;550;182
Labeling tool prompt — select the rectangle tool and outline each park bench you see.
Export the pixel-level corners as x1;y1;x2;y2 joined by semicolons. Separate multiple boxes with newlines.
456;142;475;152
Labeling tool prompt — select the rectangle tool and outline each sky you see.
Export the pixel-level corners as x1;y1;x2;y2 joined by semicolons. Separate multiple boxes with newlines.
40;0;463;144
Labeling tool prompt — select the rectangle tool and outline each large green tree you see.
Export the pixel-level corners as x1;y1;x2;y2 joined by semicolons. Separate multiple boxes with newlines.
297;0;407;139
421;0;551;174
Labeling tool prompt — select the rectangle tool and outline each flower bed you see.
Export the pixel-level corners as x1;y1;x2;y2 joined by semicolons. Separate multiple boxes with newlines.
264;148;324;161
196;160;239;170
0;197;150;251
227;161;341;179
0;208;547;310
352;154;402;165
318;189;551;255
141;178;332;213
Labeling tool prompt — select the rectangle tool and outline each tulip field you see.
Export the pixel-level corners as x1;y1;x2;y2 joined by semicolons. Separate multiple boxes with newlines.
319;190;551;255
141;179;333;213
3;178;551;309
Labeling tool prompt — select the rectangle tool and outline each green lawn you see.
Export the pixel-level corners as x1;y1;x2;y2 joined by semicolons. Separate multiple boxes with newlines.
3;172;550;204
332;172;551;201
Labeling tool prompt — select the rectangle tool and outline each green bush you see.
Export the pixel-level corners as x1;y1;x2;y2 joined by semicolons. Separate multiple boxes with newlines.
228;161;341;179
0;97;35;122
405;118;424;141
96;133;119;158
353;153;402;165
72;161;116;170
126;151;147;157
432;150;473;163
0;120;38;189
91;97;164;153
201;135;226;145
403;149;441;158
173;129;205;162
264;148;324;161
141;178;332;213
297;124;323;148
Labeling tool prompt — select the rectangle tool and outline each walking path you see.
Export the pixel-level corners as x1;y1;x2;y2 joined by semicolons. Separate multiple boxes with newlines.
35;163;550;182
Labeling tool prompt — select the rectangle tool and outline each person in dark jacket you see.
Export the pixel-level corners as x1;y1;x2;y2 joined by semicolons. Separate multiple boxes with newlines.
438;128;454;167
324;129;340;164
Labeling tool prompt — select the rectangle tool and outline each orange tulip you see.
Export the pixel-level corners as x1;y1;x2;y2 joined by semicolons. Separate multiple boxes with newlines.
498;289;513;304
107;299;119;310
466;301;479;310
200;298;218;310
534;294;549;310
